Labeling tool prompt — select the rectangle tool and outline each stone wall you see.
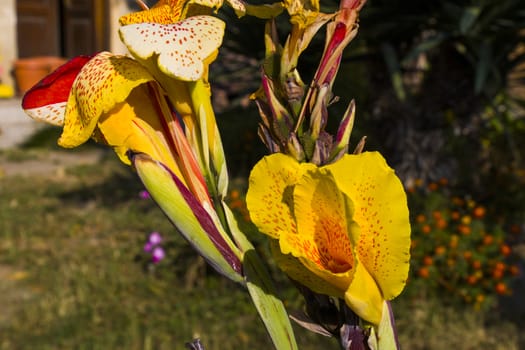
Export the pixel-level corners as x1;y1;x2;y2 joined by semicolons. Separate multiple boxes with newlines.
0;0;17;88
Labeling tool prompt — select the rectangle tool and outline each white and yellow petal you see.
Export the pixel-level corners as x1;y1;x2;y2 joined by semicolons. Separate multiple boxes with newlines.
119;15;225;81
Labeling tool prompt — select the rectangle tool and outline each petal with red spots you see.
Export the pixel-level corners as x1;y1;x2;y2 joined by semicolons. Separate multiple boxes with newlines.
22;55;93;126
119;15;225;81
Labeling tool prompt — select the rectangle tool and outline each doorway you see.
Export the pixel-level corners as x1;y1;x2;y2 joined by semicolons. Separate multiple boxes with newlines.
16;0;109;58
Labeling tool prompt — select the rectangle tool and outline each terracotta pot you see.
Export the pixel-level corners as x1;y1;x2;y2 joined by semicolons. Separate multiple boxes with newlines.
13;56;67;95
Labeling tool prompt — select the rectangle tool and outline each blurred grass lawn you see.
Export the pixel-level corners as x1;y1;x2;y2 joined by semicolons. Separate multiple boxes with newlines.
0;144;522;349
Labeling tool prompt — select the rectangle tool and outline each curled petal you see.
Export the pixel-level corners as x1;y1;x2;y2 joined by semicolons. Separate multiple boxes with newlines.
22;55;93;126
58;52;156;148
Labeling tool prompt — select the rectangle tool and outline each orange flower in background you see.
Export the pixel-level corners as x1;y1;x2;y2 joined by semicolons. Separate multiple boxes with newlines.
472;260;482;270
472;206;486;218
466;275;477;285
435;246;446;255
458;224;471;235
492;269;504;280
509;265;520;276
500;244;511;256
495;282;508;295
452;197;464;206
482;234;494;246
418;267;430;278
423;256;433;266
436;218;448;229
427;182;438;191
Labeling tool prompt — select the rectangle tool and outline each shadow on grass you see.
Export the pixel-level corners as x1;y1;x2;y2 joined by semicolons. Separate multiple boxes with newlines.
20;125;102;151
56;165;146;207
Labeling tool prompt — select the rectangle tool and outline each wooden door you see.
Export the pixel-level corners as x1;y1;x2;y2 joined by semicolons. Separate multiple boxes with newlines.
17;0;108;58
16;0;61;57
61;0;108;57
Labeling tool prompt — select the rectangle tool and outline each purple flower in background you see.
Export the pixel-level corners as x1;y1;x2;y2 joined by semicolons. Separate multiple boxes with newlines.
152;246;166;263
143;242;153;253
139;190;151;199
148;231;162;245
144;231;165;264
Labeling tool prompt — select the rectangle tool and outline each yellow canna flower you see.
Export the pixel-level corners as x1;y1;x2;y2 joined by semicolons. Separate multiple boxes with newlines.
246;151;411;324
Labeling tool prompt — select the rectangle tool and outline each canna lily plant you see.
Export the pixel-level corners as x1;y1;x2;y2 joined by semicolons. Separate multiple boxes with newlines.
21;0;411;348
246;0;411;348
22;1;298;349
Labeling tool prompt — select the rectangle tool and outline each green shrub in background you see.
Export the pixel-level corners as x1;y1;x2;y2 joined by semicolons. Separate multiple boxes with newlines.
406;178;521;309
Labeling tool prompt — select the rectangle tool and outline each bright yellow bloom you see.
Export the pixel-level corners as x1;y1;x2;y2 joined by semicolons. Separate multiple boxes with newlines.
246;151;411;324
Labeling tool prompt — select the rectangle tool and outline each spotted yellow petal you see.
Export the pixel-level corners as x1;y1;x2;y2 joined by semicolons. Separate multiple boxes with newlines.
269;240;345;298
344;261;384;325
95;85;179;172
326;152;411;300
119;15;225;81
281;169;357;292
59;52;156;148
246;153;314;239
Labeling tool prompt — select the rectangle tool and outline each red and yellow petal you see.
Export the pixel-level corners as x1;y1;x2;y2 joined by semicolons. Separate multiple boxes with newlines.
58;52;156;148
22;55;93;126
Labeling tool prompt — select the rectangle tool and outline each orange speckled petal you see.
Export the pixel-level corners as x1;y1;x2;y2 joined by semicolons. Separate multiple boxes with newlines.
246;153;315;239
326;152;411;300
58;52;156;148
119;15;225;81
280;169;356;292
95;85;181;175
269;240;346;298
119;4;183;25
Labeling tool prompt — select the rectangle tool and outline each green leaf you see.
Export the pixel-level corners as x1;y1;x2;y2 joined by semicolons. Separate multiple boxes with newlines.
474;41;492;94
223;204;299;350
133;154;244;284
368;301;400;350
381;43;406;101
459;6;481;34
401;33;447;65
